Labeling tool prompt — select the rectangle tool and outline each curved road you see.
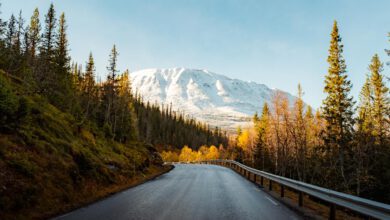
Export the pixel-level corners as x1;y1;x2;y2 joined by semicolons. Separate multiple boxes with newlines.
54;164;301;220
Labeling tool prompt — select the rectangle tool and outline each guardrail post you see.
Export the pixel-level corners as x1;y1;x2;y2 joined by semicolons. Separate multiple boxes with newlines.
253;174;257;184
329;204;336;220
281;185;284;197
260;176;264;186
269;180;273;191
298;192;303;207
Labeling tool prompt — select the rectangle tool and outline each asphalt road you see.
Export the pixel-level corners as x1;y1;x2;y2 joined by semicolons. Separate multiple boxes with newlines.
54;164;302;220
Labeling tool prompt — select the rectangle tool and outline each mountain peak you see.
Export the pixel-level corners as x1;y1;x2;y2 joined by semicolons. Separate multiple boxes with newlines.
131;68;296;131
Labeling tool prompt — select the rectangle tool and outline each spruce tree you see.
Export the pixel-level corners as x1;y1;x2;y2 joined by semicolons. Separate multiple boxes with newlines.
56;12;69;72
41;3;56;58
369;54;389;145
76;53;97;124
6;14;16;49
102;45;119;138
355;75;374;196
83;53;96;94
5;14;18;74
28;8;40;60
357;76;373;135
35;4;57;95
107;44;119;82
116;69;137;142
322;21;354;187
14;11;24;55
54;12;71;109
22;26;29;55
254;103;270;170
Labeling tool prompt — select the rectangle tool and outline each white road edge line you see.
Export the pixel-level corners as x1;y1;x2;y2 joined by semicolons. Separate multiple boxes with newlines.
265;196;278;206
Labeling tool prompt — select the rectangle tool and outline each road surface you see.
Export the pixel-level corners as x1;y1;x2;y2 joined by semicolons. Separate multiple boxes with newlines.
54;164;301;220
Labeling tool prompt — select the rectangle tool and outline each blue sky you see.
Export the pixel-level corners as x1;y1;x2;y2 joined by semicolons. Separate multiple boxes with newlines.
1;0;389;108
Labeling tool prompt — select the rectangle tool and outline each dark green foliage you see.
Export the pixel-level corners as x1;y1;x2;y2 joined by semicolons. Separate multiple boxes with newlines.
133;95;228;150
40;3;56;57
0;73;18;130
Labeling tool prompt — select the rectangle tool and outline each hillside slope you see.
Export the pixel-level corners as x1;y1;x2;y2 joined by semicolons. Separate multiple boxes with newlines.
131;68;297;130
0;72;164;220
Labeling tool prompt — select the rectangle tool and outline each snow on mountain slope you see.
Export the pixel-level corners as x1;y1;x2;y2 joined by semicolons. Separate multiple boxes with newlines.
130;68;297;131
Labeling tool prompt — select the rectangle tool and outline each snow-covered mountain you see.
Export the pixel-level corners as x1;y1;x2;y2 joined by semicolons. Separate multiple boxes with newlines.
130;68;297;131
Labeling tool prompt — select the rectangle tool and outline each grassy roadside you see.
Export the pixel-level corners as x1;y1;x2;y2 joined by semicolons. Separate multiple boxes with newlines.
46;164;173;220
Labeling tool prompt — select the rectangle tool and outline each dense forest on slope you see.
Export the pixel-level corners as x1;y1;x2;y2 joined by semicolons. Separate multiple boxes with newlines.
0;2;226;219
133;95;228;150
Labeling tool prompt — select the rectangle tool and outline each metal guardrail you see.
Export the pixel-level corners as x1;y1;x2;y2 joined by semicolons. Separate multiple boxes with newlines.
196;159;390;220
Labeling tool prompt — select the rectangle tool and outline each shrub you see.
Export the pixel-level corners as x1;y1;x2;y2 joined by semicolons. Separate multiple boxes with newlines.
7;157;37;178
0;74;19;130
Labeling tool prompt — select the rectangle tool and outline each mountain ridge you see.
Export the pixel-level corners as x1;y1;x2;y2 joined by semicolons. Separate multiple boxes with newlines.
130;67;297;131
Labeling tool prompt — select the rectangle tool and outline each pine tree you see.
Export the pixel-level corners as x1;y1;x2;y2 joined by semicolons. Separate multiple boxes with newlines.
40;3;56;58
369;54;389;145
107;44;119;82
56;12;69;73
28;8;40;60
254;102;271;171
53;12;71;109
6;14;16;49
356;54;390;200
322;21;355;188
5;14;18;75
83;53;96;95
22;26;29;54
14;11;24;55
116;69;137;142
355;75;374;196
78;53;97;124
34;4;57;95
101;45;120;138
357;76;373;135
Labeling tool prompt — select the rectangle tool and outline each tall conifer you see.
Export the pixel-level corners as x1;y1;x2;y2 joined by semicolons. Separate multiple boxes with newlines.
56;12;69;72
28;8;40;59
6;14;16;49
322;21;354;186
369;54;389;145
40;3;56;58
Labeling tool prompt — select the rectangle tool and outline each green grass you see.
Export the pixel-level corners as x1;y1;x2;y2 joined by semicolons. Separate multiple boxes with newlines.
0;72;164;220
